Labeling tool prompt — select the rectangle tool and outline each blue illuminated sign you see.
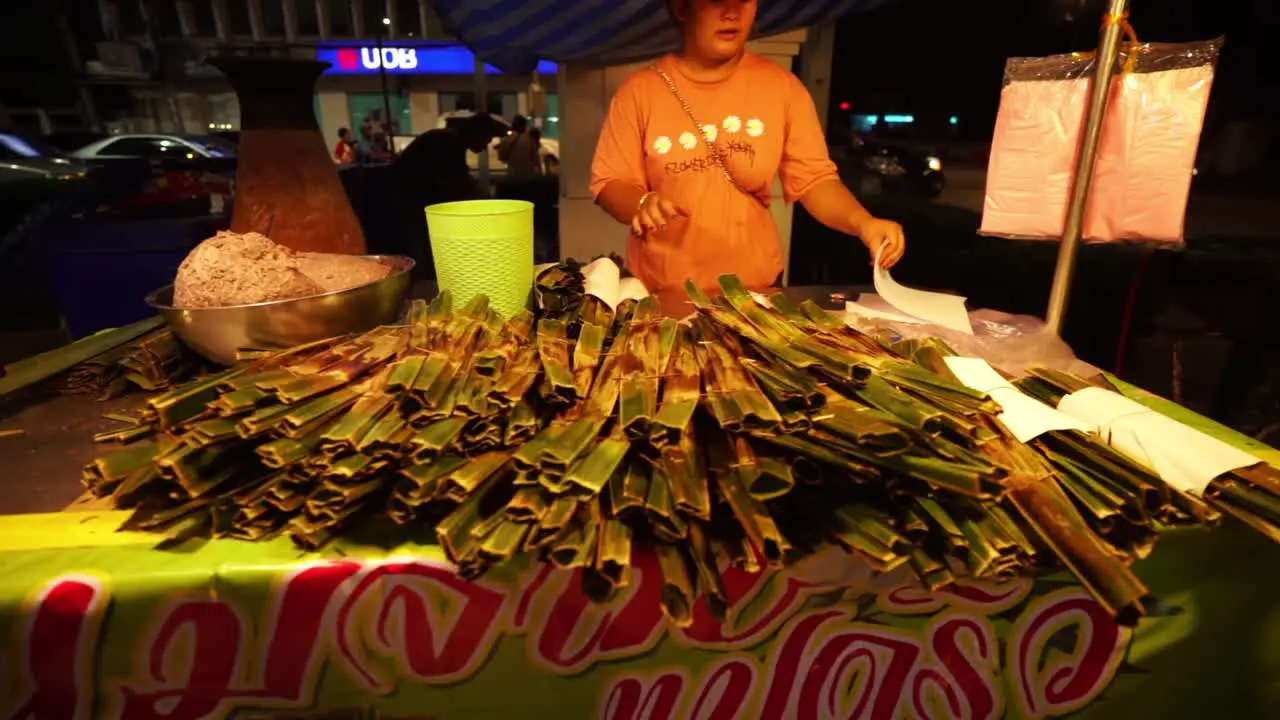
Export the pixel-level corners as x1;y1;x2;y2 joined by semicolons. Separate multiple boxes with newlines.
315;44;557;76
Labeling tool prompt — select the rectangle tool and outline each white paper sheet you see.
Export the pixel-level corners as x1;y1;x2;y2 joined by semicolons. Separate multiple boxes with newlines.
581;257;622;310
872;248;974;334
844;300;926;326
617;276;650;304
1058;386;1261;495
943;357;1094;442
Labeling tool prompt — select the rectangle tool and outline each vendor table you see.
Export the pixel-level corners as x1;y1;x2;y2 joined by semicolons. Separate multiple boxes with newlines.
1;287;1278;720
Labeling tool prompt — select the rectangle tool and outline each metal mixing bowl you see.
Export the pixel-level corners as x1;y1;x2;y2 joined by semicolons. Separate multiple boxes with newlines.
146;255;414;366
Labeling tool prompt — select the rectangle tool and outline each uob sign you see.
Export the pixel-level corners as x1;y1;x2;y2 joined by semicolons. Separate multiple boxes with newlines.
360;47;419;70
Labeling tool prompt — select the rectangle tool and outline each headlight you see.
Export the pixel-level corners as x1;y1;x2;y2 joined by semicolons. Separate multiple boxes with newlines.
926;156;943;172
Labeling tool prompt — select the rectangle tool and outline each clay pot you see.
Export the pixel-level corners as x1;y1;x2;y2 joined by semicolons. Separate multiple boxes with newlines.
210;56;366;254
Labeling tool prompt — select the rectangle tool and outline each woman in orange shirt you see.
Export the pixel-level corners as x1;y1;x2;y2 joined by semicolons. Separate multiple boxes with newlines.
590;0;905;292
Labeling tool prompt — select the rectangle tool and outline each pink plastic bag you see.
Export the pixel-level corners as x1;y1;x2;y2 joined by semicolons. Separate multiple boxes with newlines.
980;40;1221;244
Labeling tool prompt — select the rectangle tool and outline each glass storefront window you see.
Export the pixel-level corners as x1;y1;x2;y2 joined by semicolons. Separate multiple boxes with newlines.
488;92;518;121
440;92;517;121
349;93;413;141
542;93;559;140
439;92;475;113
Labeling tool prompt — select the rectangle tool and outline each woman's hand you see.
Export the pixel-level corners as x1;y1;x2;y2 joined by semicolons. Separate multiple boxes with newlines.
857;217;906;268
793;180;904;267
631;191;688;237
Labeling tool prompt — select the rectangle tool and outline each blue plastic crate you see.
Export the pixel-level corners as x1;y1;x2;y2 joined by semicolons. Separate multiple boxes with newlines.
41;214;228;338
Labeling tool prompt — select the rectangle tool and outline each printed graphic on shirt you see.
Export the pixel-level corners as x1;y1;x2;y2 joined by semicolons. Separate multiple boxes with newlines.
652;116;762;154
651;115;765;176
662;140;758;176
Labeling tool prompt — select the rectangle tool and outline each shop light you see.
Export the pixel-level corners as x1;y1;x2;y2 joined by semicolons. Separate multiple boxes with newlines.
316;43;558;76
883;114;914;124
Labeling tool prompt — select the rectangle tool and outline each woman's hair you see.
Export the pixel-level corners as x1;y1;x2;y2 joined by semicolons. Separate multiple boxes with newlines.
511;114;529;133
665;0;682;22
337;127;350;138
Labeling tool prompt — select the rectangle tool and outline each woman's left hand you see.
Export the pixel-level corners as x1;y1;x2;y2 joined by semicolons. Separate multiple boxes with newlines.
857;217;906;268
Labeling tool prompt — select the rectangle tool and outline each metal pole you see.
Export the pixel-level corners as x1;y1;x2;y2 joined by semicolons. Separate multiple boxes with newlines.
376;19;396;159
1044;0;1130;334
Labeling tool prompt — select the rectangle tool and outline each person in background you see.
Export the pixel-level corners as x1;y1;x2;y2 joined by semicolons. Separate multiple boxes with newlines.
333;127;355;164
392;115;501;277
360;110;393;163
494;119;556;262
589;0;905;292
366;133;391;164
498;114;540;179
529;127;550;176
355;125;373;164
362;109;386;145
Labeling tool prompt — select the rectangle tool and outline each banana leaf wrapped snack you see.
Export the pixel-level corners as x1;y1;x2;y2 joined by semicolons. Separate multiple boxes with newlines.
1017;367;1280;544
84;269;1280;628
533;261;585;324
63;327;203;400
1;317;202;401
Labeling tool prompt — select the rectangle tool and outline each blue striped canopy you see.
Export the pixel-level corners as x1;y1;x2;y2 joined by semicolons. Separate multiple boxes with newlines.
431;0;890;74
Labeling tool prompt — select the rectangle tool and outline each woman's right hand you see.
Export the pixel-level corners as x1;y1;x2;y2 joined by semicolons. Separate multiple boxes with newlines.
631;191;688;236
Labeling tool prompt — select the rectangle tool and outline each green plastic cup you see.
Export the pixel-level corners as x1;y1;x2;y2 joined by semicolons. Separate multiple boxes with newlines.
425;199;534;319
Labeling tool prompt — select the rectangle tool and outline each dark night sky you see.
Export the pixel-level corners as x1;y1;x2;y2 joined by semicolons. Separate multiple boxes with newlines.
831;0;1279;140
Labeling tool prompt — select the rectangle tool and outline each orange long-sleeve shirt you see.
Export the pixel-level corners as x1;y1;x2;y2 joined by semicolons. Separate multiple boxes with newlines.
590;53;839;292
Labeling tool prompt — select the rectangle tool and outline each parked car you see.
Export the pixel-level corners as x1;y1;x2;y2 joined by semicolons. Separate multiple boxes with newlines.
42;131;110;154
845;134;945;199
65;135;235;218
0;133;90;185
433;112;560;174
72;134;237;160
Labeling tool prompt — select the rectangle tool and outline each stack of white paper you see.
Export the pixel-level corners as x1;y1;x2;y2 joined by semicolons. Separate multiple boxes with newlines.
1057;387;1262;496
943;357;1093;442
845;300;926;326
872;247;974;334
